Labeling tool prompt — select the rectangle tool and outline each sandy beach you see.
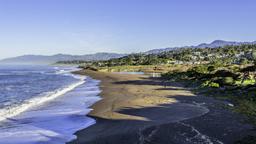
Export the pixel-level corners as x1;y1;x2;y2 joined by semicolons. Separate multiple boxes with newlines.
69;70;254;144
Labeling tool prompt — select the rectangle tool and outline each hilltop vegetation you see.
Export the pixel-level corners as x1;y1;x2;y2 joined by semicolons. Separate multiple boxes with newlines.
57;44;256;67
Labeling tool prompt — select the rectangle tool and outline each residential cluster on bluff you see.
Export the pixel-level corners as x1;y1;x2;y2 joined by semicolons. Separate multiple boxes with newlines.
58;42;256;67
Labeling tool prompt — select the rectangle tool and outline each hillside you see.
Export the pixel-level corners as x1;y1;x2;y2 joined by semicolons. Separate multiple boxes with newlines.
0;53;126;65
2;40;256;65
61;43;256;67
144;40;256;54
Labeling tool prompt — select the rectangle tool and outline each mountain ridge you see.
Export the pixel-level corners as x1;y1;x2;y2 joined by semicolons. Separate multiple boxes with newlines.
144;40;256;54
0;52;126;65
1;40;256;64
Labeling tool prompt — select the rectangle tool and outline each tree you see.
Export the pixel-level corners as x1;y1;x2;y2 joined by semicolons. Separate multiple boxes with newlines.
240;58;249;65
207;65;215;73
240;65;256;84
223;77;234;86
252;50;256;65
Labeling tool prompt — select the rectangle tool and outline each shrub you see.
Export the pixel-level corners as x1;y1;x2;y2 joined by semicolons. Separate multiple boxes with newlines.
240;65;256;73
192;65;209;74
201;80;220;88
207;65;215;73
213;70;239;79
83;66;98;71
223;77;234;85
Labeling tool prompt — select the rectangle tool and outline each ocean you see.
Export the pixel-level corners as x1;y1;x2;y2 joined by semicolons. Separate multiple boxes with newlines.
0;65;101;144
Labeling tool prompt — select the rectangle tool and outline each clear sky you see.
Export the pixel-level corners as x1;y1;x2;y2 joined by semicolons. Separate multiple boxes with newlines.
0;0;255;59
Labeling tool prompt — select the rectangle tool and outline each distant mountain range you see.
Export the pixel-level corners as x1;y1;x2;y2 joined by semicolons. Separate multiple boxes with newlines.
144;40;256;54
0;53;126;65
1;40;256;65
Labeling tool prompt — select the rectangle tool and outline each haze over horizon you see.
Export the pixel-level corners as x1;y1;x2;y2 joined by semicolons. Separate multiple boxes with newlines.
0;0;255;59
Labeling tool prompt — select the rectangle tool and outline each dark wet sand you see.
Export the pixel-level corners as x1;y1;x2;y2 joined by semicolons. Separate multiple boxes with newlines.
68;70;254;144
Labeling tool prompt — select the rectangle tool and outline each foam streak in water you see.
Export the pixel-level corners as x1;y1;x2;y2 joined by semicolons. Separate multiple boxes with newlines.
0;77;101;144
0;75;85;122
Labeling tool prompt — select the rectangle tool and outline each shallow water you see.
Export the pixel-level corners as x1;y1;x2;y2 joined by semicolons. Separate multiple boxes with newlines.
0;65;101;144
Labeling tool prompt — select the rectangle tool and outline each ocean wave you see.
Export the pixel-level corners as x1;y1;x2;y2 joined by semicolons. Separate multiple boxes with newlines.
0;73;86;122
0;76;101;144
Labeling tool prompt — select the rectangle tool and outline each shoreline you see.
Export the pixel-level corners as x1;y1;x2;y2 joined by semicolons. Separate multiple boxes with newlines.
69;70;254;144
0;68;101;144
0;66;86;122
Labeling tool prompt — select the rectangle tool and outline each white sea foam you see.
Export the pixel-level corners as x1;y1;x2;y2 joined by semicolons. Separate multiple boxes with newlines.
0;75;101;144
55;69;67;74
0;74;85;122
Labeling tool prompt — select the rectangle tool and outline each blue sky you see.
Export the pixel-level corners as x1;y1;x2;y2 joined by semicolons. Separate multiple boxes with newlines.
0;0;255;59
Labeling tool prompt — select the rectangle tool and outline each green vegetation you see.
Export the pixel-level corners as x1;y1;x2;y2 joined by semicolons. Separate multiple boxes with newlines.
201;81;220;88
162;63;256;126
57;44;256;67
162;65;256;144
